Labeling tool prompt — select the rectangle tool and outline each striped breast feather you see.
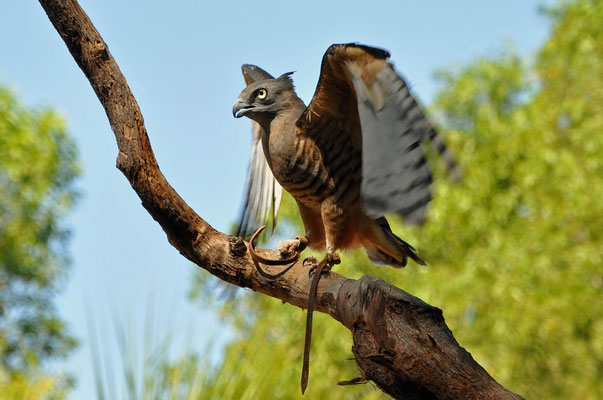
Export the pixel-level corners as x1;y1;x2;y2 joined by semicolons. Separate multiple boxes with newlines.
235;122;282;238
347;61;434;225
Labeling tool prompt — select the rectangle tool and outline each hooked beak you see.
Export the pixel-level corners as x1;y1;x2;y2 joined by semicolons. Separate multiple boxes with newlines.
232;99;254;118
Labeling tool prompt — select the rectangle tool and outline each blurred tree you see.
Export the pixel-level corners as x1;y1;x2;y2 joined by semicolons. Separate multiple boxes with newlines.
187;0;601;398
0;368;64;400
0;83;79;381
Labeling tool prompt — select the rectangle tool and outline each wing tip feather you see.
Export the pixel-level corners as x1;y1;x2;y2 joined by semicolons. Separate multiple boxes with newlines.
327;43;391;60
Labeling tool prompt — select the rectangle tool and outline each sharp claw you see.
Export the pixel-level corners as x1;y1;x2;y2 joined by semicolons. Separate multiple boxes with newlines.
303;256;317;267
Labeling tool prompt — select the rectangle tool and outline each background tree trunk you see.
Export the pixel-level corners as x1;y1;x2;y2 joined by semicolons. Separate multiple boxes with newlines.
38;0;524;398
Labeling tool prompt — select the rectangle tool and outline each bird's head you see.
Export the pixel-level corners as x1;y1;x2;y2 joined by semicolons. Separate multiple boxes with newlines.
232;72;295;125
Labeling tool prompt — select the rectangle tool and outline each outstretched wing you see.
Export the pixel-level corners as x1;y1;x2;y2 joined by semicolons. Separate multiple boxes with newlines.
235;65;282;238
298;43;449;224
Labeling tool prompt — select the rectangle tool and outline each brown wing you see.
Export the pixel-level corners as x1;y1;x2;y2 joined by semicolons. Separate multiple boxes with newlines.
297;44;439;224
235;65;283;238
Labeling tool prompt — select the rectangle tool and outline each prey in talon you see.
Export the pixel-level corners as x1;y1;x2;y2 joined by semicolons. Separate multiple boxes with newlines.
277;235;309;259
232;44;458;394
246;226;302;280
299;250;340;394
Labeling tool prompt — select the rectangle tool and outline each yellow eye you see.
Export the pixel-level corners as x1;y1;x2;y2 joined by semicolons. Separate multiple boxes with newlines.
257;89;267;99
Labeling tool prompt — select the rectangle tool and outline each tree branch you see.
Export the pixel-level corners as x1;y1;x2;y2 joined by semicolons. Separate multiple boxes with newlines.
38;1;523;398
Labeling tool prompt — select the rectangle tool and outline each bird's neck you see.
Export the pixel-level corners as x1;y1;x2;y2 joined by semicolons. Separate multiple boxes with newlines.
260;96;306;137
260;98;306;170
273;108;304;133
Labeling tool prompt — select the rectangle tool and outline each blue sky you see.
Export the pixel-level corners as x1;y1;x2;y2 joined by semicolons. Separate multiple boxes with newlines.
1;1;554;398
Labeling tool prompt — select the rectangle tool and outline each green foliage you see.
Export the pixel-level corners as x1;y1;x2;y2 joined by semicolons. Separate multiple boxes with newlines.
188;0;602;398
191;282;384;399
0;367;67;400
0;83;80;373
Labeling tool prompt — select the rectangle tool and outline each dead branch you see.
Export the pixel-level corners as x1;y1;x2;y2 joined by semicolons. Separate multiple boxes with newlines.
38;1;523;398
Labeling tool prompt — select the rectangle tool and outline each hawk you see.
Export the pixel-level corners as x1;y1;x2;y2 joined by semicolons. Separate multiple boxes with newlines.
233;43;455;269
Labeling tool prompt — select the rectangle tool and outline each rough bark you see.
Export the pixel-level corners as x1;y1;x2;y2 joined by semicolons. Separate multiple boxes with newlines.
37;1;524;398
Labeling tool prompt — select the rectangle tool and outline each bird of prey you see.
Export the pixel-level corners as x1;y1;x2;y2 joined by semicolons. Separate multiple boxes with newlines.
233;43;455;269
233;43;458;393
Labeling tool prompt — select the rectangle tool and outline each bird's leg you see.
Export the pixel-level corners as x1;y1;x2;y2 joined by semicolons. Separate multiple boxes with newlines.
306;252;340;277
300;251;340;394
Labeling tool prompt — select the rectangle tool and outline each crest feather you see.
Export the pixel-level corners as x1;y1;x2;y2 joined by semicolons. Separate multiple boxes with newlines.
277;71;295;89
